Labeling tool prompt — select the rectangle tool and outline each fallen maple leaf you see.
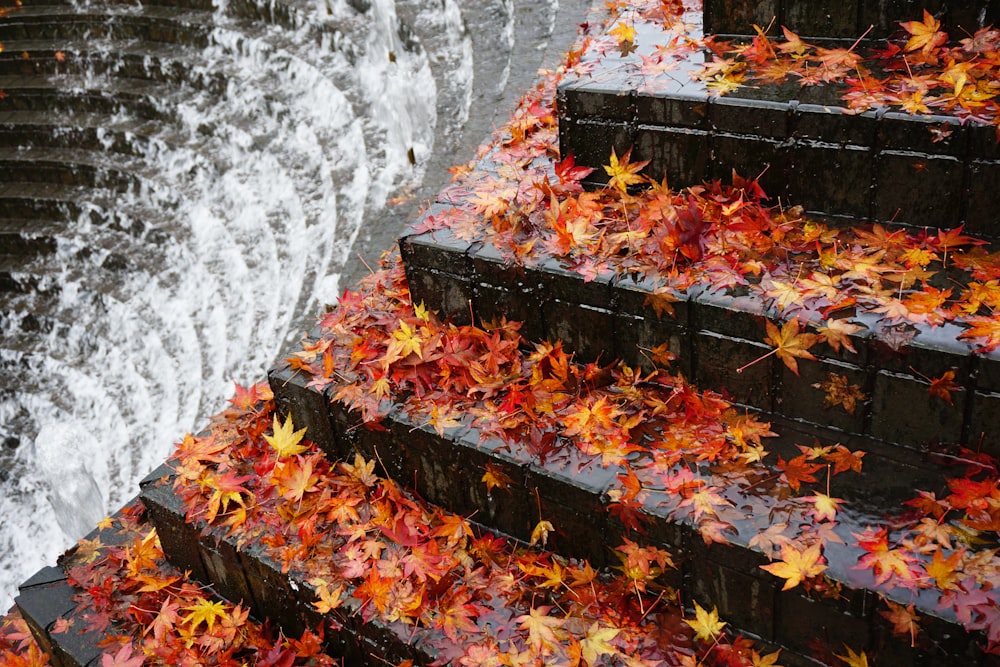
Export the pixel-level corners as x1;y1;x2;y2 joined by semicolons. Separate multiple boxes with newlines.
101;643;144;667
603;147;648;194
264;414;308;458
901;9;948;54
881;601;921;647
684;601;726;641
834;645;870;667
764;319;818;375
760;542;827;590
928;370;960;404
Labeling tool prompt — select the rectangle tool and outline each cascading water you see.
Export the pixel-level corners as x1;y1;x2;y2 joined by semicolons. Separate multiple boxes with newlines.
0;0;571;613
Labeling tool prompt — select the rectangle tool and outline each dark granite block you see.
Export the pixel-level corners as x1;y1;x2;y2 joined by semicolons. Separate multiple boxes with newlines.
874;152;963;229
710;133;789;198
139;473;208;582
635;88;710;129
15;567;98;667
558;79;636;122
782;0;858;37
789;141;872;218
869;369;965;447
398;226;474;276
612;311;692;376
775;587;872;660
878;112;966;158
689;558;777;640
472;282;547;342
968;390;1000;460
560;119;634;187
691;288;767;341
198;532;254;608
634;125;712;185
703;0;779;35
792;104;878;147
711;97;789;139
776;357;869;435
964;159;1000;239
692;330;774;410
543;299;615;362
403;266;474;325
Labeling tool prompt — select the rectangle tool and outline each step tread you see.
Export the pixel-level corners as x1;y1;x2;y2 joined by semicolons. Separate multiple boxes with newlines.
555;1;1000;236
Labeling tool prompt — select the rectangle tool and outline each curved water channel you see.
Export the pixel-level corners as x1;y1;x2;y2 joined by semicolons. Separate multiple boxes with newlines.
0;0;585;611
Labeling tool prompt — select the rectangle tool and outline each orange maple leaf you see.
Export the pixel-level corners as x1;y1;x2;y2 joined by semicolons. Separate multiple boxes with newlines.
764;319;818;375
928;370;960;404
901;9;947;54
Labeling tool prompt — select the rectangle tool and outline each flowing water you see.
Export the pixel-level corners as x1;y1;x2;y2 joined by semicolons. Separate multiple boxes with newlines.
0;0;580;612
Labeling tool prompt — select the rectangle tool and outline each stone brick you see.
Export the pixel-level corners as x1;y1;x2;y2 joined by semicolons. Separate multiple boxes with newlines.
403;266;474;325
139;469;208;581
969;391;1000;460
634;125;711;186
15;567;99;667
965;160;1000;239
703;0;779;36
543;299;615;363
775;357;869;435
874;152;963;230
689;558;777;640
269;361;338;457
692;330;774;411
869;370;965;447
775;587;872;659
782;0;857;37
789;140;872;218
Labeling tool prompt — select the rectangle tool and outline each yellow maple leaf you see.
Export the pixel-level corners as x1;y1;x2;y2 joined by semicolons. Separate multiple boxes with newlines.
684;601;726;642
760;542;827;590
264;414;308;458
581;621;620;664
183;598;228;632
603;147;649;194
834;646;870;667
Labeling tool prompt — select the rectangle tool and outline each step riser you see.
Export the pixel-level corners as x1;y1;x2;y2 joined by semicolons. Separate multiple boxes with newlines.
0;53;228;93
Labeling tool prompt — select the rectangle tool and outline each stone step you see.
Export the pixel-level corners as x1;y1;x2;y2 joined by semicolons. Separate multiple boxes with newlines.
399;223;1000;461
262;267;1000;666
0;75;173;118
555;4;1000;239
0;5;214;47
0;110;161;155
0;217;59;256
704;0;1000;40
0;41;228;94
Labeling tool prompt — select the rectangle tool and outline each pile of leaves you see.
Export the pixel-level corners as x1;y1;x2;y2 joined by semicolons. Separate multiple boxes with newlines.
168;378;789;667
0;611;48;667
289;250;1000;656
420;73;1000;356
691;11;1000;125
49;499;337;667
577;0;1000;130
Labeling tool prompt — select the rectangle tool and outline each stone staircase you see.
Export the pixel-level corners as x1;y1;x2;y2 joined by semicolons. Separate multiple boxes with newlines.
10;0;1000;666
